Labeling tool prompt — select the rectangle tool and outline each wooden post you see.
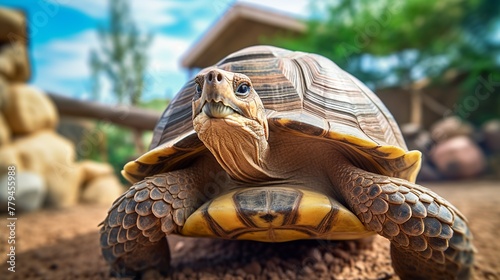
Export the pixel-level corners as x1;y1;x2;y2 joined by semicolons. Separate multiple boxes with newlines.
410;78;430;128
410;89;422;127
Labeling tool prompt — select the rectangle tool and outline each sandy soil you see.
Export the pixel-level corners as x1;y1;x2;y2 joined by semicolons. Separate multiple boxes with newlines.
1;180;499;280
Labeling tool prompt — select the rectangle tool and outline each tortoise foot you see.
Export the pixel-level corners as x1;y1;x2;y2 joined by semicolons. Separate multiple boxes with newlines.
99;172;202;276
338;166;474;279
101;234;170;278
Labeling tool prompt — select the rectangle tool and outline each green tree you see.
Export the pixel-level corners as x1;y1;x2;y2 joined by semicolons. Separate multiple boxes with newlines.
90;0;151;106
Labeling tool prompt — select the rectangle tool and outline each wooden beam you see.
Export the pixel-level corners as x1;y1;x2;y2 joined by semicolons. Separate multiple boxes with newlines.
47;93;162;131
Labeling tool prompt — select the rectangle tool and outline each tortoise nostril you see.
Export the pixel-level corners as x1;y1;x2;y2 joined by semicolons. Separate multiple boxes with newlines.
216;73;222;82
208;73;213;82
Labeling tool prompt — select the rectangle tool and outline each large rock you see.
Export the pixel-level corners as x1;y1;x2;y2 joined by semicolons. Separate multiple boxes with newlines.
430;116;474;143
0;42;30;82
482;119;500;154
79;160;115;184
430;136;486;179
0;113;10;146
0;171;46;213
4;84;58;135
0;8;27;44
0;144;22;174
0;8;29;82
12;130;82;208
81;175;124;206
0;76;8;110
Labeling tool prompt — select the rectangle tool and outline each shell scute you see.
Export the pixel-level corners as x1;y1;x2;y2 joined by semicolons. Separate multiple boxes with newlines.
122;45;420;185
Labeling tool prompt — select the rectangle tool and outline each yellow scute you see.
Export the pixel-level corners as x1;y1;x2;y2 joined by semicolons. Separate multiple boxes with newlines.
207;192;247;231
294;189;332;227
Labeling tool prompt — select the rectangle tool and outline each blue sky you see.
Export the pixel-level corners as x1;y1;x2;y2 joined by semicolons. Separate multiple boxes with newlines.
1;0;310;102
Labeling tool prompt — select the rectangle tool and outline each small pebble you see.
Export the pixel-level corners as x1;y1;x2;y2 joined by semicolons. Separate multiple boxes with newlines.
324;252;335;264
243;261;261;275
309;248;322;262
174;241;185;251
313;262;328;274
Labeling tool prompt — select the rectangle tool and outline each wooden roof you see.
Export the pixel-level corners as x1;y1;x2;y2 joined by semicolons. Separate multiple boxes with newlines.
180;3;305;69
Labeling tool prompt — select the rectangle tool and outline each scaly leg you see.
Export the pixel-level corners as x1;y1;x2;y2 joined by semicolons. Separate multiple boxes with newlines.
332;161;474;279
99;170;208;277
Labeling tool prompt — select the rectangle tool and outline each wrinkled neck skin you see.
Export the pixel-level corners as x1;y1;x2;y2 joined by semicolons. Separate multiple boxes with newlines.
193;114;277;183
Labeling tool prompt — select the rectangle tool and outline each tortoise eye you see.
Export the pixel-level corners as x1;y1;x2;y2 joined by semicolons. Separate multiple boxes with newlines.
235;83;250;96
194;82;202;98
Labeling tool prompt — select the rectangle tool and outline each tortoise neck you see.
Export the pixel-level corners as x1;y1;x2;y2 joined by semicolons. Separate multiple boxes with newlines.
212;128;275;182
194;115;276;183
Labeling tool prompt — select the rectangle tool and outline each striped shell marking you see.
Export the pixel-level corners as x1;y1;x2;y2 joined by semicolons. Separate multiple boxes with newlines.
123;45;421;183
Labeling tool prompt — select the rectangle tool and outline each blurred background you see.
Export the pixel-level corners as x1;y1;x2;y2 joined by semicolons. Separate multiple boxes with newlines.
0;1;499;279
0;0;499;212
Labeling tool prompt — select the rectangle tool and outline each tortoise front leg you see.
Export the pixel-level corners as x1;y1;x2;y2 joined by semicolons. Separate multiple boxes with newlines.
332;163;474;280
99;170;205;277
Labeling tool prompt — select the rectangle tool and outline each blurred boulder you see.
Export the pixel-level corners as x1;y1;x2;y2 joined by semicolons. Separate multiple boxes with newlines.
4;84;58;135
0;144;22;174
81;175;124;206
481;119;500;179
0;113;10;145
79;160;115;184
430;136;486;179
12;130;82;208
430;116;474;143
0;76;8;110
0;42;30;82
0;8;27;45
0;8;29;83
0;171;46;212
482;119;500;154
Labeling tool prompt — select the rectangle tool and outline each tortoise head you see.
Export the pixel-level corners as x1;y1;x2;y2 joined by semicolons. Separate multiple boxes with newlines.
192;68;271;182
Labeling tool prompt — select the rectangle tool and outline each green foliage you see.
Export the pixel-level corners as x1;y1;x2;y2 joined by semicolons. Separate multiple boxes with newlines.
90;0;151;105
138;98;170;112
84;122;138;184
273;0;500;124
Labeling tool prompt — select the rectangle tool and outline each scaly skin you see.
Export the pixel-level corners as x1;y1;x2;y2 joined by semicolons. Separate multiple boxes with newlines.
99;170;206;277
332;160;474;280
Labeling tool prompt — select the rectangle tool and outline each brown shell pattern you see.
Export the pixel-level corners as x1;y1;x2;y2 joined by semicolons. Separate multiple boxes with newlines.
123;46;421;183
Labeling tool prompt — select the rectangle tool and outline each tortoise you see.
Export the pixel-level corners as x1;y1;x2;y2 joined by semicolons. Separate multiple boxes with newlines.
99;46;474;279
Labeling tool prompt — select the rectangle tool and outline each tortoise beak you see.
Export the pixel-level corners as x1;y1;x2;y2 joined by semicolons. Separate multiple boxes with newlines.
202;101;237;118
193;69;242;118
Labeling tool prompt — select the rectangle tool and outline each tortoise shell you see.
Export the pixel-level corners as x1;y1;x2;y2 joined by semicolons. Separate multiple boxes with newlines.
122;45;421;184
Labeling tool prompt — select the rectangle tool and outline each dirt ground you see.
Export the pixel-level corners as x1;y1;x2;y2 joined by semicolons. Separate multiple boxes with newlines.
1;180;499;280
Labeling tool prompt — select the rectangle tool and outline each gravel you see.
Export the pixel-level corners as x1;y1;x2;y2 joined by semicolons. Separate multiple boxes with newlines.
1;181;499;279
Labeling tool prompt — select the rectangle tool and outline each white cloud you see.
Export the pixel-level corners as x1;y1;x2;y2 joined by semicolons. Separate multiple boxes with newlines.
33;30;99;79
141;34;192;99
31;30;192;101
149;34;191;72
30;29;100;99
131;0;177;29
